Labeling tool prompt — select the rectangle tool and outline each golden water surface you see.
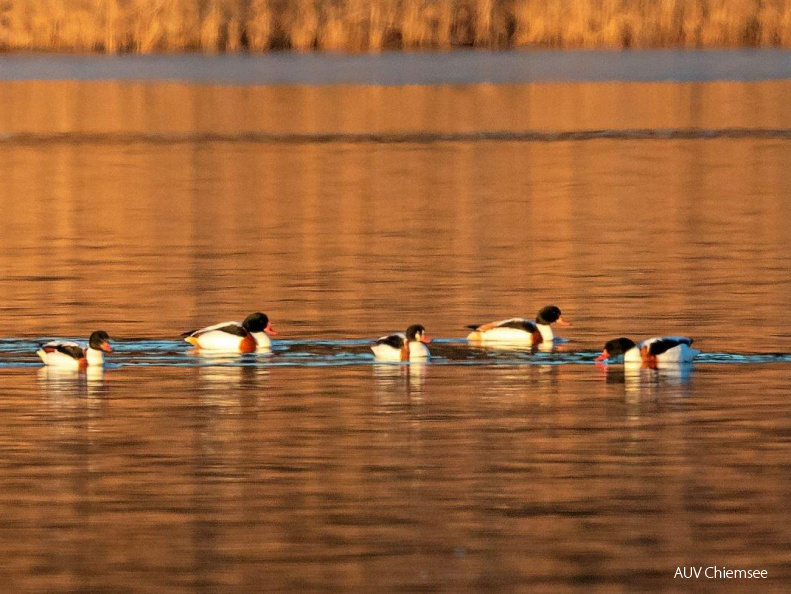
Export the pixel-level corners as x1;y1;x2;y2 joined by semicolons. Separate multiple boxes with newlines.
1;79;791;590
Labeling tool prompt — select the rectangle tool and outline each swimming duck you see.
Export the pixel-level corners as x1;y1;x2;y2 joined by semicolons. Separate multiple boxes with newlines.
182;312;277;352
371;324;431;362
466;305;569;346
595;337;699;365
36;330;112;369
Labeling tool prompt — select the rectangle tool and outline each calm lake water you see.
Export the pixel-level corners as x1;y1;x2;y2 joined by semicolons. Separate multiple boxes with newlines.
1;53;791;590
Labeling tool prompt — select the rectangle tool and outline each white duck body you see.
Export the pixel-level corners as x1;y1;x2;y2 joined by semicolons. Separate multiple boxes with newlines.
605;336;700;365
371;334;431;362
636;337;700;363
37;341;84;369
184;321;257;352
467;306;568;347
37;341;106;368
466;318;551;346
184;313;275;352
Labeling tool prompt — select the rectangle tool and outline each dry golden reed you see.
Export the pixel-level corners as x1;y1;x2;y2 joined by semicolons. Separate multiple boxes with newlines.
1;0;791;52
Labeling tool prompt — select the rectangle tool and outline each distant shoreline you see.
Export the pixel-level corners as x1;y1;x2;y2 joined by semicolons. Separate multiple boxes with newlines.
1;1;789;53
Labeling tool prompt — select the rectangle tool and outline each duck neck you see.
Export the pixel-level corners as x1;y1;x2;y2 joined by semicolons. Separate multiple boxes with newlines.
536;324;554;343
251;331;272;349
86;347;104;366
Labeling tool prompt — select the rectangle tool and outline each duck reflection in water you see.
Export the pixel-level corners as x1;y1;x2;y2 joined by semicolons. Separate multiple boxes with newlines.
38;365;108;398
187;346;273;361
475;364;561;402
373;361;427;402
601;361;695;399
195;355;270;390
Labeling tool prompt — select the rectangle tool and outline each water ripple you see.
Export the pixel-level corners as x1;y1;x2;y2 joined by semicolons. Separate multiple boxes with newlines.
1;339;790;368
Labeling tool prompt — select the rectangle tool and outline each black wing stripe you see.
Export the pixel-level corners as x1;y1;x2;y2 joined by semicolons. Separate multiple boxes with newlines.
498;320;537;332
375;335;405;349
647;338;690;356
218;324;248;337
56;344;85;359
185;324;247;338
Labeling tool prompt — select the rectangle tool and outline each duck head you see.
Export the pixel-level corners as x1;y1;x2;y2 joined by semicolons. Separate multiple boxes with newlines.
406;324;431;344
243;312;278;336
89;330;112;352
595;337;636;362
536;305;570;326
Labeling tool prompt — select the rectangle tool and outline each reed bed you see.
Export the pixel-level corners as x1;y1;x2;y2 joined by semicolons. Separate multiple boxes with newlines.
1;0;791;52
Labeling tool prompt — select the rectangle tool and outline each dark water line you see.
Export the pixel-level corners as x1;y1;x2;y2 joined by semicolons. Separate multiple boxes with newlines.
3;340;791;368
2;51;791;85
4;128;791;146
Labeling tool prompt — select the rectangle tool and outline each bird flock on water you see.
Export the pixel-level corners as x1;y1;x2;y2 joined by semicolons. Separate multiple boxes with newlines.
34;305;699;370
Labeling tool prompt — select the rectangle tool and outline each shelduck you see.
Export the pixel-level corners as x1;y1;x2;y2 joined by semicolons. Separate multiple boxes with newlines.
466;305;569;346
182;312;277;352
371;324;431;362
595;336;700;366
36;330;112;369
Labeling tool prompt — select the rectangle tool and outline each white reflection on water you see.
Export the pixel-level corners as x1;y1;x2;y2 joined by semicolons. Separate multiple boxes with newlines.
187;350;273;391
472;364;563;403
466;340;557;354
196;360;270;400
187;349;273;361
373;362;427;403
37;365;107;398
601;361;695;402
